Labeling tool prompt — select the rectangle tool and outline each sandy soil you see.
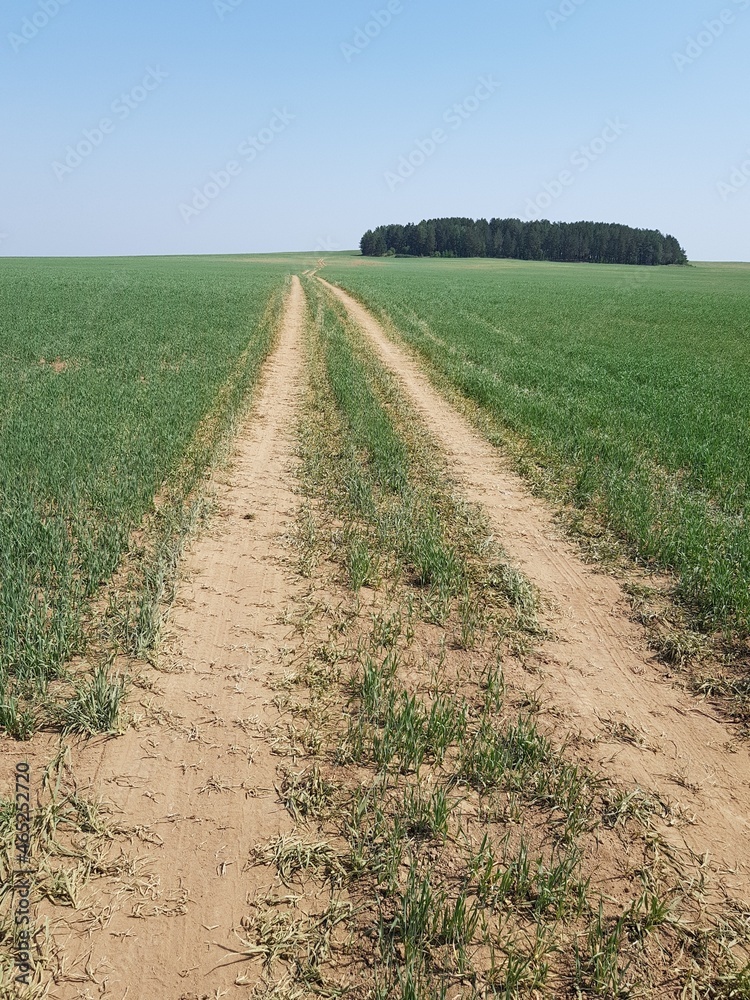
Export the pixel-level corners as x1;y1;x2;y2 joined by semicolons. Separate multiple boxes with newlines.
41;276;307;999
320;277;750;898
4;270;748;998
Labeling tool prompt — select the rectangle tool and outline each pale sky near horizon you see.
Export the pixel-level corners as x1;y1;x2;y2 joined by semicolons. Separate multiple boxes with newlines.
1;0;748;261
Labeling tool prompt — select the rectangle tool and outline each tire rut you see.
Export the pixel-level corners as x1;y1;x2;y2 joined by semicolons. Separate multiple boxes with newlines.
47;276;308;999
320;276;750;897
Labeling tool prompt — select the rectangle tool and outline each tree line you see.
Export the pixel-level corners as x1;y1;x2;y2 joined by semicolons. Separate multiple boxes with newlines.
360;218;688;265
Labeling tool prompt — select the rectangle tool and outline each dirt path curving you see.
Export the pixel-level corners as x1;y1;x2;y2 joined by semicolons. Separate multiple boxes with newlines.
47;276;308;999
320;277;750;898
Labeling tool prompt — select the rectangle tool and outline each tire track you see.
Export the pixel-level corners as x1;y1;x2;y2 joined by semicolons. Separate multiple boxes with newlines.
47;276;307;999
320;276;750;896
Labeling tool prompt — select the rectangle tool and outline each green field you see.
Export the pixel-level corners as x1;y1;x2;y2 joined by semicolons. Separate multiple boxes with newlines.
0;256;288;728
323;257;750;638
2;253;749;995
2;252;748;735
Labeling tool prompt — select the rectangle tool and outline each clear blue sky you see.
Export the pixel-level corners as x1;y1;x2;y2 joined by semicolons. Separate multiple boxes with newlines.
1;0;748;260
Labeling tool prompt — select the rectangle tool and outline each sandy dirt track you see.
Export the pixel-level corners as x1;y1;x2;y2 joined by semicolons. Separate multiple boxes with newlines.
5;270;748;999
320;276;750;898
46;276;307;999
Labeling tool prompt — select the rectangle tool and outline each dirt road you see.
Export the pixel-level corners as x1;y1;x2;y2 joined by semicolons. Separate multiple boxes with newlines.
48;276;307;999
10;270;749;998
320;276;750;897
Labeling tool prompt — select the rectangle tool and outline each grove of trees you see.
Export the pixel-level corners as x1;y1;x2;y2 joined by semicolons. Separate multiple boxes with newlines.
360;218;688;265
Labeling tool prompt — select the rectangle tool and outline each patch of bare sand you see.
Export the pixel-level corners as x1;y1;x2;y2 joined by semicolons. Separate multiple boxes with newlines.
36;276;308;998
321;277;750;898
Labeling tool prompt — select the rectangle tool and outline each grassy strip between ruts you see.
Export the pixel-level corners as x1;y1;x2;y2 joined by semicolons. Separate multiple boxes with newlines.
299;276;541;642
230;277;750;998
0;271;289;740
